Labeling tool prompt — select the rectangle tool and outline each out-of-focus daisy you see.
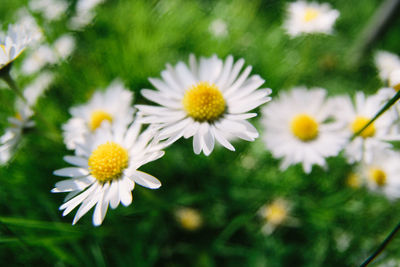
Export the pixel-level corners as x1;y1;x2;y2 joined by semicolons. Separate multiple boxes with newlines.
175;207;203;231
261;87;347;173
209;19;228;38
53;120;165;226
29;0;69;22
21;44;56;75
258;198;296;235
0;71;53;164
345;172;362;189
0;23;32;71
53;34;76;60
356;148;400;199
374;51;400;82
389;68;400;91
68;0;105;30
284;1;340;37
136;54;271;156
15;9;43;46
62;80;134;150
333;92;397;164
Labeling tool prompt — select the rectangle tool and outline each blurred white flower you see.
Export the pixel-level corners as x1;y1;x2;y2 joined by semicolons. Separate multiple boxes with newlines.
356;148;400;200
332;92;397;164
68;0;105;30
0;72;53;164
15;9;43;46
261;87;347;173
284;1;339;37
209;19;228;38
0;23;33;70
374;50;400;82
258;198;297;235
21;44;57;75
53;120;165;226
29;0;69;21
54;34;76;60
389;68;400;91
62;80;134;150
136;54;271;156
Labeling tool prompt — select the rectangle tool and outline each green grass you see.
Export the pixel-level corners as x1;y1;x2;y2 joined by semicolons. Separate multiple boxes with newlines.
1;0;400;266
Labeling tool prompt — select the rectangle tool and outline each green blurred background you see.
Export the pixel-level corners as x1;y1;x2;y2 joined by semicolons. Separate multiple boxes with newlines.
1;0;400;266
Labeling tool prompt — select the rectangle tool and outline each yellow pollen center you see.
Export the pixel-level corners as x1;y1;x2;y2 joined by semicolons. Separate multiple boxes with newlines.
0;44;5;54
182;82;226;122
89;110;113;131
393;83;400;92
265;203;287;225
88;142;129;183
369;168;387;187
290;114;319;141
351;116;375;138
15;112;23;121
304;8;319;22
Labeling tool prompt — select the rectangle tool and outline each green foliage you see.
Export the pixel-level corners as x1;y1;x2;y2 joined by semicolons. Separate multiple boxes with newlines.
1;0;400;266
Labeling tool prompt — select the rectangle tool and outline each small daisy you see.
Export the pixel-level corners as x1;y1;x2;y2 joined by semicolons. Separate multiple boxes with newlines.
136;54;272;156
21;44;57;75
175;207;203;231
29;0;69;22
389;68;400;91
0;23;32;71
333;92;397;164
0;72;53;164
258;198;297;235
261;87;347;173
209;19;228;38
284;1;340;37
62;80;134;150
356;148;400;199
374;50;400;82
53;120;165;226
53;34;76;60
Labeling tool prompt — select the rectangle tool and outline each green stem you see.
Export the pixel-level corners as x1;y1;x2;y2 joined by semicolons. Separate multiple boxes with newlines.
351;90;400;140
360;220;400;266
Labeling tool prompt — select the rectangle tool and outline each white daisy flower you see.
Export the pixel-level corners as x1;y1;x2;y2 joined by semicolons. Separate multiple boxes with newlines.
52;120;164;226
0;72;53;164
261;87;347;173
258;198;298;235
136;54;272;156
389;68;400;91
284;1;340;37
21;44;57;75
62;80;135;150
53;34;76;60
356;148;400;199
333;92;396;164
374;50;400;82
209;19;228;38
14;8;43;46
0;23;32;70
29;0;69;22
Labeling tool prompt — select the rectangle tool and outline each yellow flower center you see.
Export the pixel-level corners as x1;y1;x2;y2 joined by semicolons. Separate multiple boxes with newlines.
265;202;287;225
290;114;319;141
88;142;129;183
0;44;6;54
182;82;226;122
303;8;320;22
89;110;113;131
351;116;375;138
346;173;361;188
175;208;203;231
369;168;387;187
393;83;400;92
15;112;23;121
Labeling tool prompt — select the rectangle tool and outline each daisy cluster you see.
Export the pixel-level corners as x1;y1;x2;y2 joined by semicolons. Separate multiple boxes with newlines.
2;0;400;232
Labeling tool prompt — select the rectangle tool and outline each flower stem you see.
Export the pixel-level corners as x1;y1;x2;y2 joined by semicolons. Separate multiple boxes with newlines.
360;220;400;266
351;90;400;140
